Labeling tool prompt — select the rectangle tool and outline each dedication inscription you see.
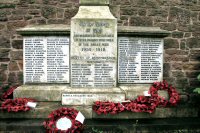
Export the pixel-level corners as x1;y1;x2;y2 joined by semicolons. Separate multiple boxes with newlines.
71;20;117;88
118;37;163;83
24;37;69;83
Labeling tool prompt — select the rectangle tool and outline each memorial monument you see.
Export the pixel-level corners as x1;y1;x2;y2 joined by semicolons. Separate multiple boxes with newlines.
14;0;169;115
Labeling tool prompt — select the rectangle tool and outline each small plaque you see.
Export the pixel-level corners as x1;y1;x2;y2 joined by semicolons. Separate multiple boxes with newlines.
56;117;72;131
62;93;124;105
118;37;163;83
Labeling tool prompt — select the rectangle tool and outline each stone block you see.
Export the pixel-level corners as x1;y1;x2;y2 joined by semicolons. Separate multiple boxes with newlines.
130;16;153;26
9;61;19;71
164;38;179;49
119;84;151;100
79;0;109;5
186;37;200;48
0;36;10;48
10;50;23;60
14;85;125;103
12;39;23;49
169;7;190;25
0;49;10;58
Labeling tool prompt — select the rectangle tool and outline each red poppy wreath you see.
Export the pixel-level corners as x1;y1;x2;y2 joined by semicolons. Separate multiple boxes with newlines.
93;81;180;115
1;98;36;112
43;107;84;133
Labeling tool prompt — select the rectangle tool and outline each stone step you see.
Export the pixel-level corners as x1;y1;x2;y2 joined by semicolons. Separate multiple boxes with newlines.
14;85;125;105
1;118;200;132
0;102;198;119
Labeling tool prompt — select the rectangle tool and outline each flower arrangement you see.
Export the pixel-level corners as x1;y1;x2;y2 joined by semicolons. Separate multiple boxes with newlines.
93;81;180;115
43;107;84;133
1;98;36;112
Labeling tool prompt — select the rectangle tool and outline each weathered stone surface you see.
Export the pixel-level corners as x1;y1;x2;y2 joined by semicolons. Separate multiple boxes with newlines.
71;5;117;88
10;51;23;60
7;21;27;31
119;84;151;100
169;7;191;25
130;16;153;26
183;63;200;70
17;24;70;35
0;102;93;119
41;6;56;19
163;63;170;77
164;38;179;49
0;102;197;119
9;61;19;71
171;63;183;70
186;37;200;48
0;0;19;4
0;49;10;58
172;31;184;38
0;36;10;48
172;71;185;77
158;90;169;100
0;24;5;30
64;8;78;19
14;85;125;102
93;106;198;119
8;72;17;83
158;22;176;31
165;50;189;55
165;55;189;62
12;39;23;49
79;0;109;5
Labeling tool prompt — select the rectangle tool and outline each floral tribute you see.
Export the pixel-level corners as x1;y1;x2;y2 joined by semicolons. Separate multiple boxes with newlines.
0;85;36;112
43;107;84;133
1;98;36;112
0;85;18;100
93;81;180;115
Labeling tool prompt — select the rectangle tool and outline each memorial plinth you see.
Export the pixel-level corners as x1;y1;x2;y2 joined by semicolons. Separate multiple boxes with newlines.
15;24;169;105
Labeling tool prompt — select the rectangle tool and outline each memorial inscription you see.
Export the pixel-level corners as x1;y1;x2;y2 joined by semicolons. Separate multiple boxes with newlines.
71;19;117;88
24;37;69;83
118;37;163;83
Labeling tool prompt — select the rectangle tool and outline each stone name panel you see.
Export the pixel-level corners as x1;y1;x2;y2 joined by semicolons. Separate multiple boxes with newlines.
118;37;163;83
24;36;69;83
71;20;117;88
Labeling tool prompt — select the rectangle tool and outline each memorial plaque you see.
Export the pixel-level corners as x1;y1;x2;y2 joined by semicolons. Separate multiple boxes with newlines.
71;6;117;88
24;36;69;83
62;93;124;105
118;37;163;83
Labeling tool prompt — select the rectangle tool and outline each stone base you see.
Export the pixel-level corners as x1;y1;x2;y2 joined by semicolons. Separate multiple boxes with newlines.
0;102;198;119
14;85;125;105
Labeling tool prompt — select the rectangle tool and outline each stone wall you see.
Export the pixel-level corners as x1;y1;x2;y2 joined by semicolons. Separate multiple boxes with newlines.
0;0;200;93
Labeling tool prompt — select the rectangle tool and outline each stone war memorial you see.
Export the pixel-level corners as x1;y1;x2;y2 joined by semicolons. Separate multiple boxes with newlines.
0;0;200;132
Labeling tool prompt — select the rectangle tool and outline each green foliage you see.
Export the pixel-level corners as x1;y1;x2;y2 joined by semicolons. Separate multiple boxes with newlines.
193;74;200;94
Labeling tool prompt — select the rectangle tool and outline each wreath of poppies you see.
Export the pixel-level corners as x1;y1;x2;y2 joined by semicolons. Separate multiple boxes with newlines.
43;107;84;133
1;98;36;112
93;81;180;115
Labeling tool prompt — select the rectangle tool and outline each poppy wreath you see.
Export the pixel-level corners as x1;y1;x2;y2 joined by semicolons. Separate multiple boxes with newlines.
1;98;36;112
1;85;18;100
93;81;180;115
43;107;84;133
